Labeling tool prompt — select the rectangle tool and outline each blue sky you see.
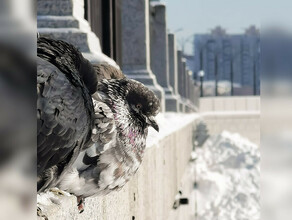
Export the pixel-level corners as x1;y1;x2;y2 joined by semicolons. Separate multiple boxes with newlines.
163;0;292;54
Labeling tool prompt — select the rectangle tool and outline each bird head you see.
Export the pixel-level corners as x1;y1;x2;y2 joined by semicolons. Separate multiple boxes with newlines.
125;79;160;132
98;78;160;132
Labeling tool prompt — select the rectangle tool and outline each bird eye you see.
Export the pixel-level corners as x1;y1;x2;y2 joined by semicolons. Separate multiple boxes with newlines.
136;103;142;109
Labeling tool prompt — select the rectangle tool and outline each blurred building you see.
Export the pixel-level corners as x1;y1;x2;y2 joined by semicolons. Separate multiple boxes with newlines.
193;26;260;95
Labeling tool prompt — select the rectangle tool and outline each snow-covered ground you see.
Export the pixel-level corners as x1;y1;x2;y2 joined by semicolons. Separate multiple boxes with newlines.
194;131;260;220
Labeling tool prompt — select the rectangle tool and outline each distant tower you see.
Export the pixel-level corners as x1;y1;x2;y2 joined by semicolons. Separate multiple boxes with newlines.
211;26;227;36
245;25;260;36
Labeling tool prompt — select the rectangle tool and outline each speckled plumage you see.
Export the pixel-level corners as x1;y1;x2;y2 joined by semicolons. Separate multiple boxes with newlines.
58;78;160;198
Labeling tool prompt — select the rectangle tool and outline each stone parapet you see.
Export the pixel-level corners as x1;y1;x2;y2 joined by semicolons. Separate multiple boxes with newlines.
37;114;200;220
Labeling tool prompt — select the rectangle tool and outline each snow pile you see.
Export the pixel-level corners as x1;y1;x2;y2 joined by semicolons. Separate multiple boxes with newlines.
195;131;260;220
37;188;77;220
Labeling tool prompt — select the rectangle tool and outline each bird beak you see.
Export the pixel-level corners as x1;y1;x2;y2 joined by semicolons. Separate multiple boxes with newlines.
146;116;159;132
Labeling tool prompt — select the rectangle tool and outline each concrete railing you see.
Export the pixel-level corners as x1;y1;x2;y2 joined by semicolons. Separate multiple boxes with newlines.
200;96;260;146
200;96;260;112
37;114;200;220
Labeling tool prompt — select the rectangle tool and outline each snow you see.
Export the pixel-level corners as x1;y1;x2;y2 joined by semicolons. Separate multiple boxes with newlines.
37;188;78;220
146;113;200;148
195;131;260;220
150;1;166;7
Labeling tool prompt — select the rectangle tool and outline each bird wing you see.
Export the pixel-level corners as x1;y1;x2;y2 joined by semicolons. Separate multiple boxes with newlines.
93;63;125;81
37;37;98;95
37;57;92;182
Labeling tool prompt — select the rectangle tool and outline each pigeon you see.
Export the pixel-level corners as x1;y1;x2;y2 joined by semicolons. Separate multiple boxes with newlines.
57;70;160;213
37;37;160;213
37;36;98;192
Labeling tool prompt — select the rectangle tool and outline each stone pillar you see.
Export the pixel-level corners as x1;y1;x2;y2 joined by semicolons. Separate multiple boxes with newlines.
182;60;195;113
185;70;190;100
187;71;195;112
182;60;187;99
189;77;194;104
177;51;183;97
194;85;200;111
37;0;117;66
185;69;190;112
168;33;179;95
188;74;194;105
182;61;191;112
177;50;186;112
149;2;178;112
121;0;165;112
190;77;199;112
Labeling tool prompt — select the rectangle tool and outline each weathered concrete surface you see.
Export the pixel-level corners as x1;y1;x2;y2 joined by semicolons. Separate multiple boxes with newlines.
167;162;196;220
37;0;73;16
38;114;200;220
